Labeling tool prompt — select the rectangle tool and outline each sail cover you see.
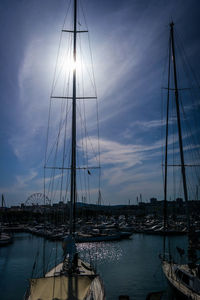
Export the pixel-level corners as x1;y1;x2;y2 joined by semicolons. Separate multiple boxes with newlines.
29;275;95;300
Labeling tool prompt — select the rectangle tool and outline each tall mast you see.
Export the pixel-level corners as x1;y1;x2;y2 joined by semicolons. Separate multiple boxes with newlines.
170;22;190;231
70;0;77;235
170;22;198;268
163;33;171;259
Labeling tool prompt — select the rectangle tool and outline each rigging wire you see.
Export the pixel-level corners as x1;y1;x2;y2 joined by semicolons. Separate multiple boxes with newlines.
44;0;101;272
77;24;89;204
173;28;200;200
161;28;172;197
80;0;100;268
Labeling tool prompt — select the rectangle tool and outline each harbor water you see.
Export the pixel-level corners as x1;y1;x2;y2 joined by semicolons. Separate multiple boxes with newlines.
0;232;187;299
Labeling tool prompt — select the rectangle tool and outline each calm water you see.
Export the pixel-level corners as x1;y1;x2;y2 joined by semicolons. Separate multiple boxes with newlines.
0;233;187;300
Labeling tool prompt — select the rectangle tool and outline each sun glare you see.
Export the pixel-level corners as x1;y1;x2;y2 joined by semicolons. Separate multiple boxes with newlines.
68;58;82;73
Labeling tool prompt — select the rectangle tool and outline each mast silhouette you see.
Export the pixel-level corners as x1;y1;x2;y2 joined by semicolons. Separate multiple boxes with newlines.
70;0;77;236
170;22;190;230
163;22;191;260
161;21;200;300
163;31;171;259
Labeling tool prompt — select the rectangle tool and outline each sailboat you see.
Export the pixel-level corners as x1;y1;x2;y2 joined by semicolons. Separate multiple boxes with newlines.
25;0;105;299
161;22;200;299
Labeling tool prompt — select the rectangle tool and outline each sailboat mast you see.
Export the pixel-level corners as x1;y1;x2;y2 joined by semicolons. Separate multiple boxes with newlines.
163;33;171;259
170;22;190;229
70;0;77;235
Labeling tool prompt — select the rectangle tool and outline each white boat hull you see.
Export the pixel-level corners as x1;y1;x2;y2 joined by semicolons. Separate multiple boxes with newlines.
162;260;200;299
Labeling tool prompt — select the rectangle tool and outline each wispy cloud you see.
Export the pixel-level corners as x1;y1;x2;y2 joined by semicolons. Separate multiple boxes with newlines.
15;170;38;189
12;38;54;162
1;169;39;205
80;137;163;189
2;0;199;206
131;119;164;129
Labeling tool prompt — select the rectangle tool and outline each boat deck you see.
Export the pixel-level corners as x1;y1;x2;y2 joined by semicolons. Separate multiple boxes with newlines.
27;258;105;300
45;258;95;277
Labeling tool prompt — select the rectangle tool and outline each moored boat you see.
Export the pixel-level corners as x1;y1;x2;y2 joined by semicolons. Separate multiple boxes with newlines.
0;232;12;246
25;0;105;299
161;22;200;299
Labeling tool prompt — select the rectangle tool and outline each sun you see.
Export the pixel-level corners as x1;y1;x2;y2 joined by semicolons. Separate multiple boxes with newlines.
68;57;83;73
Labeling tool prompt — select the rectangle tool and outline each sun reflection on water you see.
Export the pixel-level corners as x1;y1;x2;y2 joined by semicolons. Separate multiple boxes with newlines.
77;242;123;264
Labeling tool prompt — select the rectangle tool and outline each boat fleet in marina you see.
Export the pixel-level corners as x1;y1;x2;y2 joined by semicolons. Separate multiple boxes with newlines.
1;212;195;244
25;218;133;242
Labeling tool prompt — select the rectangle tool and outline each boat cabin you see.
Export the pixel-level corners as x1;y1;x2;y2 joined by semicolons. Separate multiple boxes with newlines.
174;266;200;294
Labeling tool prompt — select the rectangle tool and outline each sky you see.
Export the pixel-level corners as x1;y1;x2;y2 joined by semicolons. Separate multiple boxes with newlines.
0;0;200;207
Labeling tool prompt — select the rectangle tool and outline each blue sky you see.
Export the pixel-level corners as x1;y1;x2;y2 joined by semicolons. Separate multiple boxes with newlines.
0;0;200;206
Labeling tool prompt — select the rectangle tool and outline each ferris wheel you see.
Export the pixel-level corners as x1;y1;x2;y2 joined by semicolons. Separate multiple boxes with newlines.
25;193;50;206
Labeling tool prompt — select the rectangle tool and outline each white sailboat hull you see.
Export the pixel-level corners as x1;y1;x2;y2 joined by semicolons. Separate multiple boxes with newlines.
162;260;200;300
